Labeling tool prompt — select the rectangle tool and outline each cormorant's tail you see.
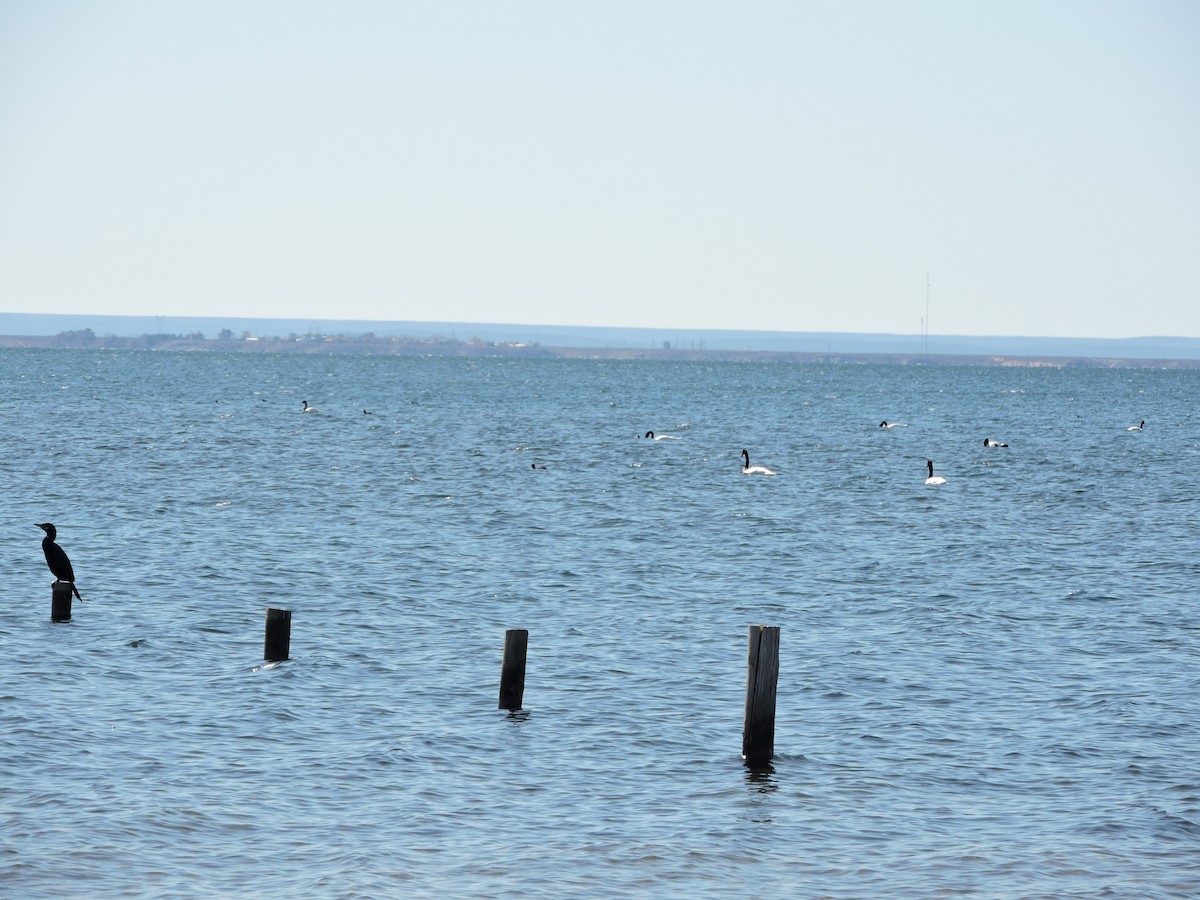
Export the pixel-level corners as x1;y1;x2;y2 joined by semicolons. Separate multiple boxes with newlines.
70;583;83;602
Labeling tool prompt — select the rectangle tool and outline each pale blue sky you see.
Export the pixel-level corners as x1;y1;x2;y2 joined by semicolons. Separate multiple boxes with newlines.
1;1;1197;338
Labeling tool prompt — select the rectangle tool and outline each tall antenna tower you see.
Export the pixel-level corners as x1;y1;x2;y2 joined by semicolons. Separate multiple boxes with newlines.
923;272;930;354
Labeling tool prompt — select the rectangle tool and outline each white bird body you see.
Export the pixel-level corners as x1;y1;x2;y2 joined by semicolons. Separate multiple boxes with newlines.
983;438;1008;448
302;400;319;413
925;460;947;485
879;420;902;429
1126;420;1145;431
644;431;680;440
741;449;777;476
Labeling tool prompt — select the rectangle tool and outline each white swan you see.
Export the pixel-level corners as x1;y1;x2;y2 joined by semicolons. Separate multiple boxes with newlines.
1126;420;1145;431
644;430;680;440
302;400;319;413
741;449;777;476
879;420;900;429
925;460;947;485
983;438;1008;448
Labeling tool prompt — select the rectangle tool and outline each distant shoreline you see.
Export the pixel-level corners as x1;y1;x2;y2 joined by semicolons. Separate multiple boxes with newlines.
3;312;1198;360
1;329;1198;368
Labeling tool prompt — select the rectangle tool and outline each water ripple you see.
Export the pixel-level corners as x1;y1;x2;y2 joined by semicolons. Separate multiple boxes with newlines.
1;353;1197;897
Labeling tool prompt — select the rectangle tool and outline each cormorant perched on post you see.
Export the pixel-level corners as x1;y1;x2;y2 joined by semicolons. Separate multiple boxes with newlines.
36;523;82;602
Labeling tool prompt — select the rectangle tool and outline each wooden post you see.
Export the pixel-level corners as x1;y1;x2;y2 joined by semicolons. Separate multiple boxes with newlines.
742;625;780;767
51;582;73;623
264;608;291;662
498;628;528;711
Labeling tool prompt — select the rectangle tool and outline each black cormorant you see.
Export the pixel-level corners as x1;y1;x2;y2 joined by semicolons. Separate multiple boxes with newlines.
36;523;83;601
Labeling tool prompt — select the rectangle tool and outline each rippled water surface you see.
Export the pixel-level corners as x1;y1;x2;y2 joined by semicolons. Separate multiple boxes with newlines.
2;349;1198;897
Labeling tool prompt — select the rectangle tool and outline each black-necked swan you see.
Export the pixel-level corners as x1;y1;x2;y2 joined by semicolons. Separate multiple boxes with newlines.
302;400;319;413
983;438;1008;448
925;460;947;485
880;420;899;428
1126;420;1145;431
741;449;777;476
644;430;680;440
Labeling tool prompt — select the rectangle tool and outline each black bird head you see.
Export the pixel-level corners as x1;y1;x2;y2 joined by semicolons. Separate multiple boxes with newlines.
35;523;57;540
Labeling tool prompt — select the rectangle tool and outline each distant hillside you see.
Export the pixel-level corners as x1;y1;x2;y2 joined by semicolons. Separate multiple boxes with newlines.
1;311;1198;360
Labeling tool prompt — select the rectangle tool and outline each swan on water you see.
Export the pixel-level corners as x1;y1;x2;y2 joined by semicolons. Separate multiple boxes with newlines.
879;420;899;429
302;400;319;413
1126;420;1145;431
925;460;947;485
644;430;681;440
983;438;1008;448
741;449;777;476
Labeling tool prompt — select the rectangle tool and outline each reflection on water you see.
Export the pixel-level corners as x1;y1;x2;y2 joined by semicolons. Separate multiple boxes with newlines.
745;766;778;789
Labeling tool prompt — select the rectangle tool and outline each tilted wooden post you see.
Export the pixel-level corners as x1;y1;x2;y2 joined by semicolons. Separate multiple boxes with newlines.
498;628;528;711
264;608;292;662
51;582;73;623
742;625;780;767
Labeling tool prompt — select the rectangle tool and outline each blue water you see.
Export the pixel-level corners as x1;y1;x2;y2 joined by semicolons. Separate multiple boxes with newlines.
2;350;1197;897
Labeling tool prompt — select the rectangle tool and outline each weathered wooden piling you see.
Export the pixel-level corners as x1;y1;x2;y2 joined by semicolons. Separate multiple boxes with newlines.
263;608;292;662
50;582;73;623
498;628;528;711
742;624;780;767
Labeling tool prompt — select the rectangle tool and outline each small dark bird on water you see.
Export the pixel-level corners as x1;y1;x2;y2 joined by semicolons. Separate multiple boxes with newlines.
36;523;83;602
